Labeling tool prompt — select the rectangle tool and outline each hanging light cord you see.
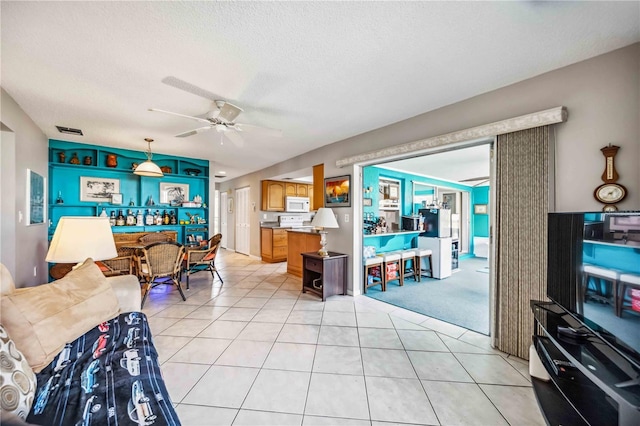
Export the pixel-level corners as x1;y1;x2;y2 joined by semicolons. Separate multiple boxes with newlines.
144;138;154;160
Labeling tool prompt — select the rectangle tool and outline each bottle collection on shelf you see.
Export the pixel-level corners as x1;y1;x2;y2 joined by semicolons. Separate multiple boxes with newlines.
102;209;202;227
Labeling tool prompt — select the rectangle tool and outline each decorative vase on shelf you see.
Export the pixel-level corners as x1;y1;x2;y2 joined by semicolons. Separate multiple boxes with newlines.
69;153;80;164
55;191;64;204
58;152;66;163
106;154;118;168
83;156;92;165
146;195;155;206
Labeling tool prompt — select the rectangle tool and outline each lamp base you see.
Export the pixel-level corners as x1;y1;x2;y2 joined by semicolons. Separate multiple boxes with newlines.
317;230;329;257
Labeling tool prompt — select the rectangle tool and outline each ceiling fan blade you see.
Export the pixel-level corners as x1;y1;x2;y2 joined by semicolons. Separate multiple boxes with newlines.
223;130;245;148
175;126;212;138
234;122;282;138
148;108;210;124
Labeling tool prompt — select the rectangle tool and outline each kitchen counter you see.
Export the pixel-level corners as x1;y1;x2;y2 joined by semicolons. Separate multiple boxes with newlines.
584;239;640;249
363;230;423;238
286;228;319;234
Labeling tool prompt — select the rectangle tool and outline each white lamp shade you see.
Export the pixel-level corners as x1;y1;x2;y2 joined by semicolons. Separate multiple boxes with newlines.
133;160;164;177
311;208;339;229
46;217;117;263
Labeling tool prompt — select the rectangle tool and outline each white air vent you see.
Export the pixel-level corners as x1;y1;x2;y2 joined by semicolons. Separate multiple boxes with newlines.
56;126;83;136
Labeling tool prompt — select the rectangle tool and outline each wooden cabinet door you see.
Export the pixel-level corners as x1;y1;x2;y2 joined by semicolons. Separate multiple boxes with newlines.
285;183;297;196
262;181;286;211
308;185;314;210
261;228;273;258
296;184;308;197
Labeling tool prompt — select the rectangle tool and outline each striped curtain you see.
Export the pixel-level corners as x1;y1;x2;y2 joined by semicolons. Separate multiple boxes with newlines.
494;126;550;359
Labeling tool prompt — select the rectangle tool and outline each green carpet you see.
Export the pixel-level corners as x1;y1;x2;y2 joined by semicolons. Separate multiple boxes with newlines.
366;257;490;335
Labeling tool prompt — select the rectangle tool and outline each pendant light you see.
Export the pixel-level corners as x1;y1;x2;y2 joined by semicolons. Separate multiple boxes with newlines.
134;138;164;177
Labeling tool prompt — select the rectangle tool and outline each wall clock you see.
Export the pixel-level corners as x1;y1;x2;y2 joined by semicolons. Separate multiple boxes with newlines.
594;182;626;204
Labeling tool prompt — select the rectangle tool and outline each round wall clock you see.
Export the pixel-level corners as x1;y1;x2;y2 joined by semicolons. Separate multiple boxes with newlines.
594;182;627;204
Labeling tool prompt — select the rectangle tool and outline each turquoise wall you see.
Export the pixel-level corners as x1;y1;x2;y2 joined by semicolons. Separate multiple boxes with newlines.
48;140;209;244
472;186;490;237
362;165;490;254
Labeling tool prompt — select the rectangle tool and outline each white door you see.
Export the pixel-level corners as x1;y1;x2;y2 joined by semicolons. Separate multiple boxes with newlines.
220;191;228;249
235;187;251;255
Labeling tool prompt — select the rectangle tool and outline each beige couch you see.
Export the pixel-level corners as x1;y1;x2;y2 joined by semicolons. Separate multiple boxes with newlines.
0;260;142;422
0;262;141;313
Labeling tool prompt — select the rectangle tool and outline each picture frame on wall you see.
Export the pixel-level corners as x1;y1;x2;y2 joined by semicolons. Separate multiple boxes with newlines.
474;204;488;214
26;169;46;226
80;176;120;203
160;182;189;205
110;193;123;205
324;175;351;207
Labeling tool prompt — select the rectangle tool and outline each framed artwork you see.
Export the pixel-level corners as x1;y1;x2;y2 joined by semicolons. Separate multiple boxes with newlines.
110;193;123;205
26;169;46;226
80;177;120;202
442;193;456;210
160;183;189;205
363;197;373;206
324;175;351;207
474;204;488;215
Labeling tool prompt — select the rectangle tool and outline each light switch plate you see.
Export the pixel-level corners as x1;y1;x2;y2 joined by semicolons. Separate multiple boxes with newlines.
344;214;349;223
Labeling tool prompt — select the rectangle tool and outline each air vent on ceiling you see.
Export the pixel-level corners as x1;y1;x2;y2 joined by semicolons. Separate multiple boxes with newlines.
56;126;83;136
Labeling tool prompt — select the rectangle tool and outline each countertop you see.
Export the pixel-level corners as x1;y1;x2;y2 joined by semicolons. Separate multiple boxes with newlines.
584;239;640;248
363;230;423;238
286;228;320;234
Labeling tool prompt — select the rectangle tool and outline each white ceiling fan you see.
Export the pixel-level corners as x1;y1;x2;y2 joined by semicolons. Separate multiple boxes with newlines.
149;100;281;147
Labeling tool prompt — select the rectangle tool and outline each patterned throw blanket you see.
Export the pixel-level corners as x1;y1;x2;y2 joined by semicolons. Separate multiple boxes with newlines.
27;312;180;426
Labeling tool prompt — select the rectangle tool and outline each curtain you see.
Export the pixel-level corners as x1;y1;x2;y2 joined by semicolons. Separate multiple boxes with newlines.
494;126;550;359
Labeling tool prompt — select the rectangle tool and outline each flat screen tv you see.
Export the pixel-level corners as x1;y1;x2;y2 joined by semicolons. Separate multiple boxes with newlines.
547;211;640;356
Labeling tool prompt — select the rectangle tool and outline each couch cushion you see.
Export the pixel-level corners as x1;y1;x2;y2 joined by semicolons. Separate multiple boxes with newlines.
0;259;119;373
0;263;16;296
0;324;37;420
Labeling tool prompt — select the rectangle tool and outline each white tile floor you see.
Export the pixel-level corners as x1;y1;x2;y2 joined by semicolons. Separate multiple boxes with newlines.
143;249;545;426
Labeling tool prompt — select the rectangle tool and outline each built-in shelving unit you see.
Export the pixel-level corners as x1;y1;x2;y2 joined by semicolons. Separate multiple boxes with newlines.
48;140;210;246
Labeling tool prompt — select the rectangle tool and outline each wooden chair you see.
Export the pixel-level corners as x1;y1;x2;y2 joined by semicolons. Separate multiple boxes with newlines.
183;233;223;289
139;232;173;245
100;255;133;277
137;242;186;307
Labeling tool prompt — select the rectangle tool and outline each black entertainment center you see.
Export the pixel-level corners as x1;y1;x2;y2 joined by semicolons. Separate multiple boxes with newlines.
530;212;640;426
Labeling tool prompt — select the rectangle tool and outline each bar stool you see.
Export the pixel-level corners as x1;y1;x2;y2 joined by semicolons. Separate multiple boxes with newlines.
364;257;385;293
382;252;402;287
401;250;418;283
617;273;640;317
582;264;619;312
414;249;433;281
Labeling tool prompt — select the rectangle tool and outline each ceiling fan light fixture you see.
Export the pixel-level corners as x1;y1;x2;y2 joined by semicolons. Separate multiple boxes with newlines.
134;138;164;177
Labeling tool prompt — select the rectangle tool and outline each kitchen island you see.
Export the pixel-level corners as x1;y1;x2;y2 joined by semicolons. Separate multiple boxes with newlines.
287;228;321;277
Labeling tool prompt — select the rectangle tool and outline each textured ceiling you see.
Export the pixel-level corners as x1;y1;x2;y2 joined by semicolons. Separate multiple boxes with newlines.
2;2;638;182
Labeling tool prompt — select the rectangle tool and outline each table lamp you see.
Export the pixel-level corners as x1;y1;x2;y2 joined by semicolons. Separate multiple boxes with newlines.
311;208;339;257
46;217;117;270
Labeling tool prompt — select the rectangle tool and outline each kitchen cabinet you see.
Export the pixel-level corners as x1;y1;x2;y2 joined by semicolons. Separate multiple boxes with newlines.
261;227;288;263
261;180;313;212
261;181;286;211
286;230;321;277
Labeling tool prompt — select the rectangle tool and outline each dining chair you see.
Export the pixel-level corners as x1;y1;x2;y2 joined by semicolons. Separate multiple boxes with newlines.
137;242;186;307
183;233;223;289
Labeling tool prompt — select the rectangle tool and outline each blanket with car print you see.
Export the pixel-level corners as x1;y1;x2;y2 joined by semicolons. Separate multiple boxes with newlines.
27;312;180;426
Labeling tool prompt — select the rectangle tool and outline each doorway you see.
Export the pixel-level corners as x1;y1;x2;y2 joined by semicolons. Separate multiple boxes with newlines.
362;143;492;335
220;191;228;249
235;187;251;255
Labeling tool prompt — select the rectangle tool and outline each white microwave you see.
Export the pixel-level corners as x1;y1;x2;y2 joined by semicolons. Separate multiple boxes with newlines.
285;196;310;213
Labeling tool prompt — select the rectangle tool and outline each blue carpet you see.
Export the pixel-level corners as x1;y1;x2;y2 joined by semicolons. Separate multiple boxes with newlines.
366;257;490;335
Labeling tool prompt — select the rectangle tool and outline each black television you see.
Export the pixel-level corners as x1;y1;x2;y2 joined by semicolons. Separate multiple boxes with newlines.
547;211;640;355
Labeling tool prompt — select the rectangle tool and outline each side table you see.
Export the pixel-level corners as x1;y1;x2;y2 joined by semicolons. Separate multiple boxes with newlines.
301;252;348;301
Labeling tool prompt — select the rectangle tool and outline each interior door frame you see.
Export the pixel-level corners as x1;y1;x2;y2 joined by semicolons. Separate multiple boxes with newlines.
235;186;251;255
220;191;228;249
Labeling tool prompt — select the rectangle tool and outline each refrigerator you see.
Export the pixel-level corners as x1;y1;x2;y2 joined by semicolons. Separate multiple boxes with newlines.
418;236;452;279
419;208;451;238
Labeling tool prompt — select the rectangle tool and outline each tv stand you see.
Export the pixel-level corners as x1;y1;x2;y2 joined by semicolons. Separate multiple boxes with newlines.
530;300;640;426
